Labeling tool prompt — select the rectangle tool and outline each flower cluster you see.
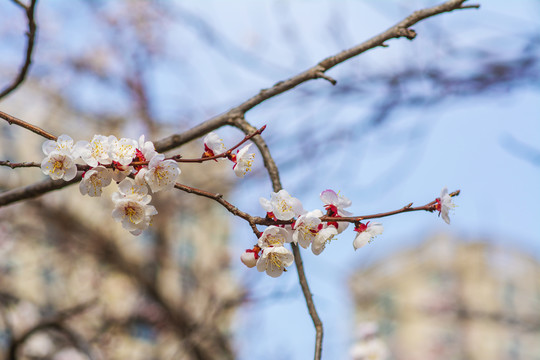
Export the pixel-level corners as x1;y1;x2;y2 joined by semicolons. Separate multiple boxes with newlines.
203;132;255;177
242;187;455;277
41;134;180;235
240;189;383;277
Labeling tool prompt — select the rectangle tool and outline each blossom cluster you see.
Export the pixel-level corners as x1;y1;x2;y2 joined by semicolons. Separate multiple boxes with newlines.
240;189;384;277
242;187;455;277
202;132;255;177
40;131;257;235
41;134;180;235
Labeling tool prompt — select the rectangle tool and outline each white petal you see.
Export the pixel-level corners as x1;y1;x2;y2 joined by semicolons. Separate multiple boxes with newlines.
320;189;338;205
353;232;370;250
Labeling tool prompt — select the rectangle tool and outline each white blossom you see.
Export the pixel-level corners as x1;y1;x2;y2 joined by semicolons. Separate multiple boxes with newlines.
258;226;292;248
232;144;255;177
79;165;112;197
138;135;157;162
259;189;305;221
203;132;227;159
353;222;384;250
320;189;352;216
437;186;454;224
41;151;78;181
311;226;338;255
112;198;157;235
256;246;294;278
109;136;138;166
293;209;324;249
113;178;150;201
320;189;352;233
142;154;181;192
111;178;156;235
42;134;75;156
74;135;113;167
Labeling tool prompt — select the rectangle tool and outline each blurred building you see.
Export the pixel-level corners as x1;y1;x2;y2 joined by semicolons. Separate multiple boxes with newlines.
349;234;540;360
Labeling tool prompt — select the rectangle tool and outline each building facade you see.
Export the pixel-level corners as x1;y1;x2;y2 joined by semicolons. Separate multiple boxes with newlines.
349;234;540;360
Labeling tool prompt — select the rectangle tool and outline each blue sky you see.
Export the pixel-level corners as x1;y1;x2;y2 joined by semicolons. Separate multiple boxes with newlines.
1;1;539;359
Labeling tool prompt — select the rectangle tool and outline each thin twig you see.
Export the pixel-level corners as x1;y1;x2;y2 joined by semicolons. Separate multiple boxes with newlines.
290;243;323;359
154;0;479;153
0;160;40;168
174;182;263;238
0;110;56;140
178;124;266;163
131;125;267;166
0;0;39;100
0;174;82;207
10;0;26;9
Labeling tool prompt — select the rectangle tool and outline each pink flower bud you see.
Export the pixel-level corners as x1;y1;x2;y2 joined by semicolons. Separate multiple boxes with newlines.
240;249;259;268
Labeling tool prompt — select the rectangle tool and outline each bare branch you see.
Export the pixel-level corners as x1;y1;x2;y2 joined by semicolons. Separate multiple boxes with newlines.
0;0;39;100
0;160;40;168
290;243;324;359
0;110;56;140
10;0;26;9
155;0;479;153
0;174;82;207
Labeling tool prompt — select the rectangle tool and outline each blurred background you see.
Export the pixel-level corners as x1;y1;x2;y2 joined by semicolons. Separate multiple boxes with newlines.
0;0;539;359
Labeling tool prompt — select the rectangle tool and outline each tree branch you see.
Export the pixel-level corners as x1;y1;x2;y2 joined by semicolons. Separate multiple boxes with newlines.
0;0;39;101
0;160;40;168
0;175;82;207
155;0;479;153
0;110;56;140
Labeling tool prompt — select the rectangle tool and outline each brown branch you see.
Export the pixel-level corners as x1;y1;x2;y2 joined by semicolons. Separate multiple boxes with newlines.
0;174;82;207
0;110;56;140
180;188;460;228
0;160;40;168
155;0;479;153
323;189;461;223
174;182;263;238
0;0;39;101
290;243;324;360
10;0;26;9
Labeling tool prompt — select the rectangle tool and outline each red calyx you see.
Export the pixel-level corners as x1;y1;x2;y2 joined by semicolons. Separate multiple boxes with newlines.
132;149;147;173
354;221;370;233
324;204;338;217
435;198;442;212
247;245;261;259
